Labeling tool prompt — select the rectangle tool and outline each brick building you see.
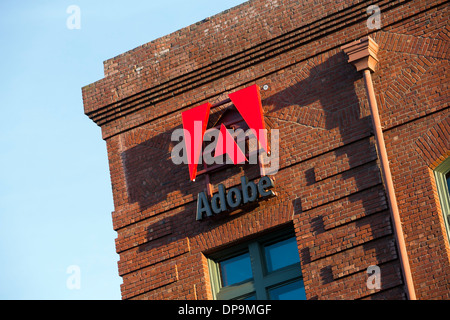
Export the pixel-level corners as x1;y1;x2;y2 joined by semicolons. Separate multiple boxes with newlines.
82;0;450;300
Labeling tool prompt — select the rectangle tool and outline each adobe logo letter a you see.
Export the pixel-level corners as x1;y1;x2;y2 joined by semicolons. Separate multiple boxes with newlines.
181;102;211;181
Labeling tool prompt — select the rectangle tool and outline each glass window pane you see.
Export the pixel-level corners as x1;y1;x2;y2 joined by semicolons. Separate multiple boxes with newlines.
219;252;253;286
264;237;300;272
268;280;306;300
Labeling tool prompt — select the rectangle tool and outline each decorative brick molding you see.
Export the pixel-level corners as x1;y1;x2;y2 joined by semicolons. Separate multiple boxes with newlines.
415;116;450;169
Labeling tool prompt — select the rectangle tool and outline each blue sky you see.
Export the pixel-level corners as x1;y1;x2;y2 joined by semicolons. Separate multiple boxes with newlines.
0;0;247;300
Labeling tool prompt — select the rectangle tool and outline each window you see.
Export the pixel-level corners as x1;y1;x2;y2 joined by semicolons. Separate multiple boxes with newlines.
208;229;306;300
435;158;450;241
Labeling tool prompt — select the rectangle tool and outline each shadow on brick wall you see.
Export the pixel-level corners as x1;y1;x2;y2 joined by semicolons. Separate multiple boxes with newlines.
120;127;195;211
264;51;404;299
120;112;264;216
119;50;405;299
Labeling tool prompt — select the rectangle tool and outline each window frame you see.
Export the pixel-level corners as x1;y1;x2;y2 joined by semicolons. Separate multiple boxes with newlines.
207;228;304;300
434;157;450;242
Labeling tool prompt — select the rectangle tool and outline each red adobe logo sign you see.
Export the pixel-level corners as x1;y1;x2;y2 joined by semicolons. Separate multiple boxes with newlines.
181;85;268;181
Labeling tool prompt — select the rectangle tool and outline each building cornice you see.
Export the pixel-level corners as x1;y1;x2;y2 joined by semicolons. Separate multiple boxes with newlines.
82;0;446;140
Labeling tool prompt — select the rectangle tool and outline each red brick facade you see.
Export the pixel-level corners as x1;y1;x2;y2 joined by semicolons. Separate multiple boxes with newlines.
82;0;450;299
